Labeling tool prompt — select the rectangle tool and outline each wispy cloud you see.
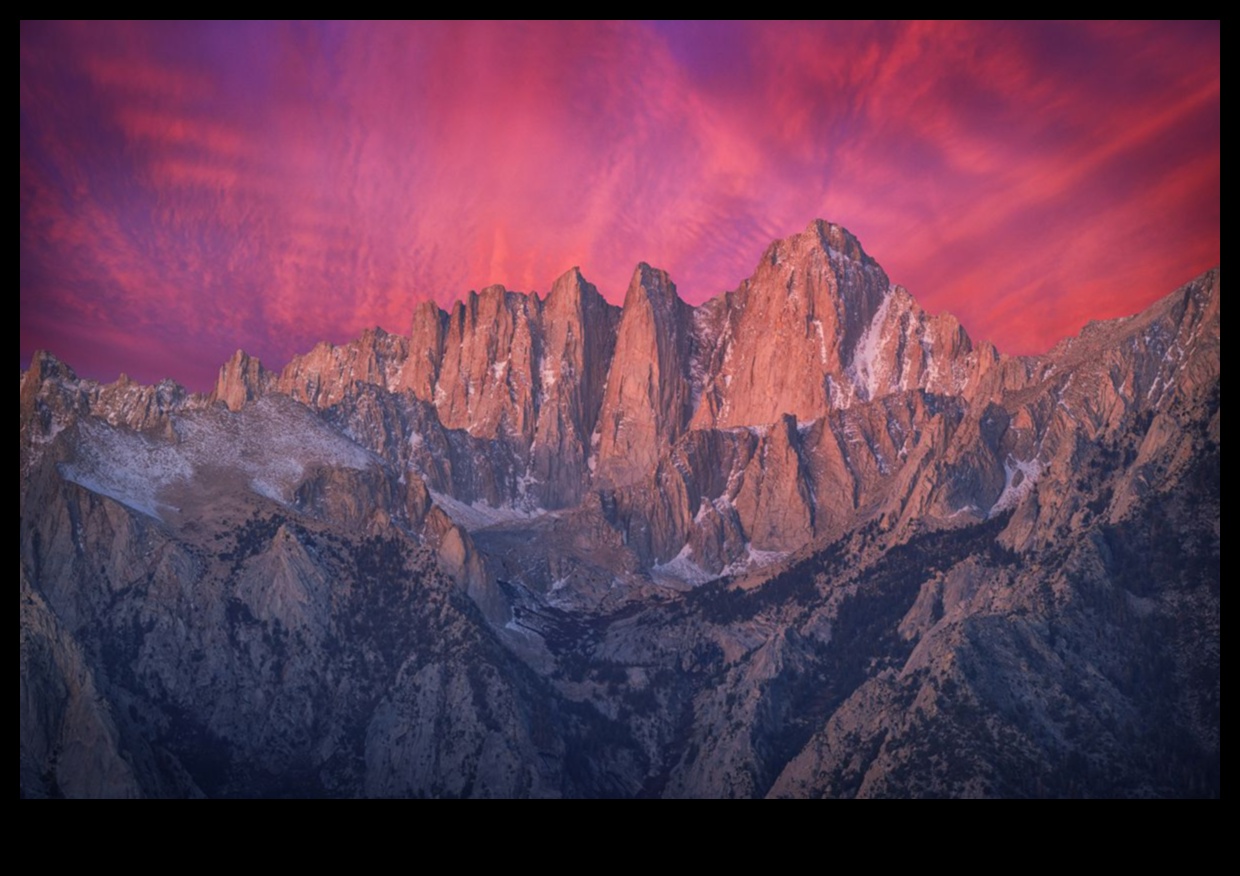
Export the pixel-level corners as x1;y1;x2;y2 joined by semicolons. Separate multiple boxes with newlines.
21;21;1219;389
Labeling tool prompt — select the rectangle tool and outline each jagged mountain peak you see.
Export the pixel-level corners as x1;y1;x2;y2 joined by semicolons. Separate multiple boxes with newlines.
622;262;683;316
453;283;526;324
762;218;876;269
544;265;599;311
23;348;78;385
593;261;694;487
212;349;270;412
19;225;1220;799
751;219;882;286
690;220;898;428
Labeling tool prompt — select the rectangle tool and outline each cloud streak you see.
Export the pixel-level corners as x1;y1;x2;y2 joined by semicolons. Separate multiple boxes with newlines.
21;21;1219;390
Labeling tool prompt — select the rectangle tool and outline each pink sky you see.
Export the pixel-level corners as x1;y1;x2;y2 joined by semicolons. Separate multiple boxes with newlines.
21;21;1220;392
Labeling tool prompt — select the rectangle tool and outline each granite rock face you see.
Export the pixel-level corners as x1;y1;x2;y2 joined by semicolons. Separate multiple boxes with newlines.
20;223;1219;797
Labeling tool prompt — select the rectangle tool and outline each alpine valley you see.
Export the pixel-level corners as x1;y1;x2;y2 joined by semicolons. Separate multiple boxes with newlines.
19;221;1219;798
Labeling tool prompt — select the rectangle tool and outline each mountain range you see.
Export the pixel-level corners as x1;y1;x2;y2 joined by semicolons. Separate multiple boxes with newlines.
20;220;1219;797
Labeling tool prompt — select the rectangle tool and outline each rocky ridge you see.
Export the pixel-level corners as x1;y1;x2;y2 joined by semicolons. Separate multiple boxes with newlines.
20;221;1219;797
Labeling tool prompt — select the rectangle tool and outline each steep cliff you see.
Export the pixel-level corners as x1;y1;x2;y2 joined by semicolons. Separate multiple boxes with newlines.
20;224;1219;797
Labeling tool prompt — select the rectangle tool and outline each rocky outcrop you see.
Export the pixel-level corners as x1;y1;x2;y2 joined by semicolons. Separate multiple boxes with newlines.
277;328;408;410
530;268;619;505
593;264;695;487
20;571;146;799
212;349;272;412
690;221;896;429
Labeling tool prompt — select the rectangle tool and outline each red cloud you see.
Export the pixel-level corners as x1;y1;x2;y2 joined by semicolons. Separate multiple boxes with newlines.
21;21;1219;389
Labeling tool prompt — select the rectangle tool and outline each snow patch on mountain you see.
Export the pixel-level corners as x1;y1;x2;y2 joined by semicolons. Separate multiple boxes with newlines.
721;543;791;577
59;395;375;516
429;490;547;531
651;544;716;586
849;286;895;401
58;420;193;517
990;455;1044;517
812;319;828;365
